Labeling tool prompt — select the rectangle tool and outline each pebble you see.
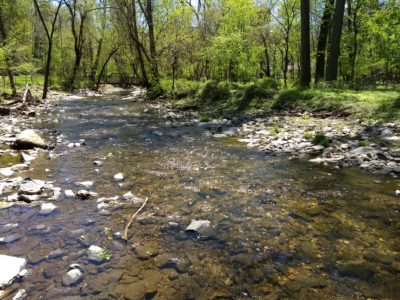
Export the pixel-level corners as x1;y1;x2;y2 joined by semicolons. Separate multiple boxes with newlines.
114;173;124;181
77;181;94;188
87;245;110;264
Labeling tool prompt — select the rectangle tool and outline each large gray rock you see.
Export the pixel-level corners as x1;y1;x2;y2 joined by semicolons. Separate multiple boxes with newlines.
0;255;26;288
13;129;48;150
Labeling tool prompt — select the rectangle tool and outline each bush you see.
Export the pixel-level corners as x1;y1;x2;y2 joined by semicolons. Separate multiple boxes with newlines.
256;77;279;90
313;132;331;147
237;84;274;110
147;82;163;100
199;81;230;104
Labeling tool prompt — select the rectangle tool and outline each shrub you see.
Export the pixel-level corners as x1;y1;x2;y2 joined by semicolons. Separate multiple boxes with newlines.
256;77;279;90
147;82;163;100
312;132;331;147
199;81;230;104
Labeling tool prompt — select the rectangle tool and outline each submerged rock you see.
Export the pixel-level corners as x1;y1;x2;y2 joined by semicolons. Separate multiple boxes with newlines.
87;245;110;264
185;220;211;234
13;129;48;150
0;255;26;288
62;268;83;286
0;233;23;244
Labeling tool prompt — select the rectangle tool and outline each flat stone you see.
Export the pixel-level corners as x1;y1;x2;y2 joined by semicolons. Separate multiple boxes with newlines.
18;179;45;195
77;181;94;188
39;203;57;215
0;168;14;177
21;152;36;162
0;255;26;288
0;233;23;244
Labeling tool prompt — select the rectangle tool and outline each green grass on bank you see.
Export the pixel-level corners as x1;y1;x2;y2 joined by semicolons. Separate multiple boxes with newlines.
162;78;400;123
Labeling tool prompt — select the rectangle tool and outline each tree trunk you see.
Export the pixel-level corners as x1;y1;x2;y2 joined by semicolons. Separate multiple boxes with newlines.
145;0;158;81
300;0;311;87
0;7;17;96
261;35;271;77
96;48;118;90
42;41;53;100
315;0;335;83
90;38;103;87
325;0;346;81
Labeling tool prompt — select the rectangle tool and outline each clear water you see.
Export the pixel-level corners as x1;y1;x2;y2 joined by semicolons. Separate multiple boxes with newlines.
1;93;399;299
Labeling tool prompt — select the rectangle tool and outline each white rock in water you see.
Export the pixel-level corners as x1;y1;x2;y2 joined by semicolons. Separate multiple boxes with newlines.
12;289;27;300
14;129;48;150
122;191;134;200
94;160;103;166
11;164;29;171
185;220;211;234
19;179;45;195
62;268;83;286
0;255;26;288
77;181;94;188
87;245;109;263
21;152;36;162
39;203;57;215
64;190;75;198
395;190;400;196
114;173;124;181
0;168;14;177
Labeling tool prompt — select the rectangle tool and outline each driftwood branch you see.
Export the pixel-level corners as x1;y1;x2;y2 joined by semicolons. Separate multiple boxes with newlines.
123;197;149;241
0;84;35;116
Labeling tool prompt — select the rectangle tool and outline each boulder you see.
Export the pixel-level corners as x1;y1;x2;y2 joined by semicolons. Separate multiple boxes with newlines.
0;255;26;288
13;129;48;150
0;168;14;177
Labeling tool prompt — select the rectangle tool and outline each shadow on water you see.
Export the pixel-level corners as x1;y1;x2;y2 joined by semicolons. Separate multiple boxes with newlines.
1;93;399;299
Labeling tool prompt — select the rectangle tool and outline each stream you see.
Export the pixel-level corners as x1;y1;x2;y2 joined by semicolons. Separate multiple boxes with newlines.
1;92;399;299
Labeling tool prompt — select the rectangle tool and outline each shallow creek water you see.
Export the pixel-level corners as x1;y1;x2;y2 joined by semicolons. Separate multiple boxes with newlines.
1;93;400;299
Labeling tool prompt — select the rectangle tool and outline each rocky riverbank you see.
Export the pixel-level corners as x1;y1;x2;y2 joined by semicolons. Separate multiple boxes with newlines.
158;100;400;177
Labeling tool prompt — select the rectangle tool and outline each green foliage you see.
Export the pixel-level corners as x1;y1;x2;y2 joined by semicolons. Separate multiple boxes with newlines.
303;131;314;141
237;83;274;110
312;132;331;147
269;124;280;135
199;81;231;104
147;82;164;100
256;78;280;91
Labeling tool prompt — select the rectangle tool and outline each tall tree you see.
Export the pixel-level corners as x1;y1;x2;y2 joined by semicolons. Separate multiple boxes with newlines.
65;0;88;90
325;0;346;81
315;0;334;83
300;0;311;86
33;0;63;99
0;3;16;96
